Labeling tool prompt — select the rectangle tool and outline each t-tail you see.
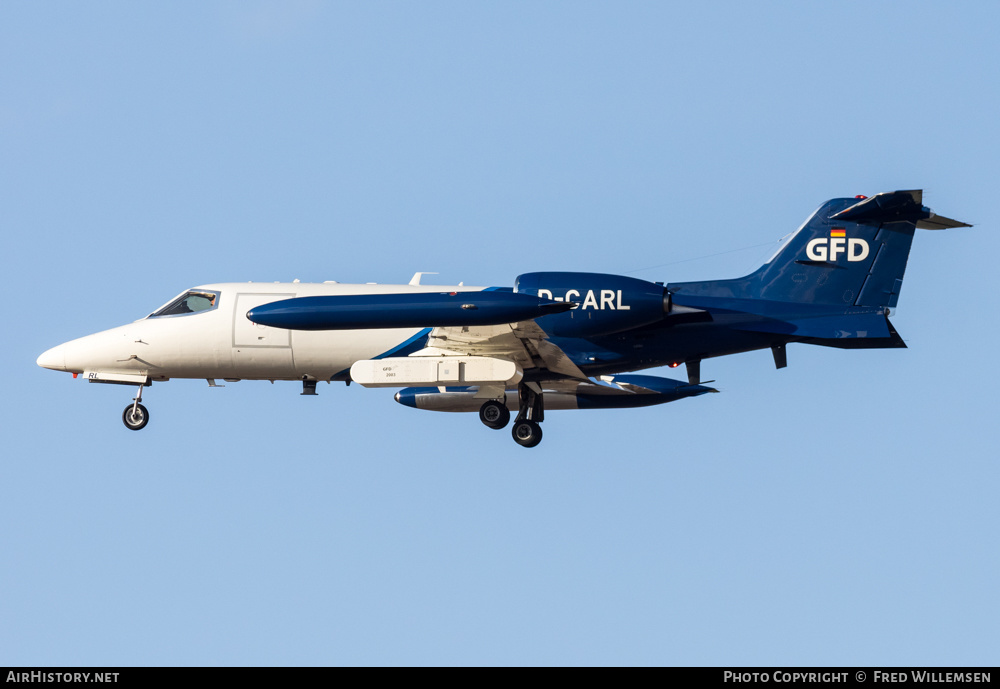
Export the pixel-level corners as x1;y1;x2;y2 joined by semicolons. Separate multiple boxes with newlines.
668;190;970;349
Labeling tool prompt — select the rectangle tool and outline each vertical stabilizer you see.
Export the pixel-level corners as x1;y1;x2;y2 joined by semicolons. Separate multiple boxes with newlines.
669;190;968;310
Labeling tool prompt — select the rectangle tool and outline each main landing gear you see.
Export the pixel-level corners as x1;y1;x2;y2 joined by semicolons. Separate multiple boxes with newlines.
478;384;545;447
478;384;544;447
122;383;149;431
479;399;511;430
510;383;544;448
511;419;542;448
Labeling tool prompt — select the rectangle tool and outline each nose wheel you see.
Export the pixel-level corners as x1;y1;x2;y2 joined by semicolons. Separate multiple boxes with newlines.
122;382;150;431
122;403;149;431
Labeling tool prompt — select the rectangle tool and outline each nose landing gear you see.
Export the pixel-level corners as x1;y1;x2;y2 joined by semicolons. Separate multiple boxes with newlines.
122;383;149;431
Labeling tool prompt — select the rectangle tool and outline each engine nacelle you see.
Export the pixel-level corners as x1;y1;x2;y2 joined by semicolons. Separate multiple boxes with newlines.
514;272;668;337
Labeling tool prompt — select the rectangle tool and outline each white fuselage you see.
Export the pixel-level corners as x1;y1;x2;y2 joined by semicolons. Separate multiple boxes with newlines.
37;282;485;382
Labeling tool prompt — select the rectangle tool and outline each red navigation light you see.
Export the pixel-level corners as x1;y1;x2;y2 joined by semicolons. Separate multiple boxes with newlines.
855;195;867;199
72;372;78;378
669;362;680;368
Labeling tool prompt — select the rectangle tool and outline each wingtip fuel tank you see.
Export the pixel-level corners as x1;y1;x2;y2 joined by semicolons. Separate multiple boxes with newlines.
394;375;717;412
246;290;575;330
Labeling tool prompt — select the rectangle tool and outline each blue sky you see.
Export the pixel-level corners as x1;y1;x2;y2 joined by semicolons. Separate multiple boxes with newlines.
3;2;998;665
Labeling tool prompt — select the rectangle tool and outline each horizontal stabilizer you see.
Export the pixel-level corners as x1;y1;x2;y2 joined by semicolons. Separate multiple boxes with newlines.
831;190;971;229
915;213;972;230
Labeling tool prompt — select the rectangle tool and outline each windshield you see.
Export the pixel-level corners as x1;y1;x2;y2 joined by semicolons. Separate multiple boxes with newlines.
148;290;221;318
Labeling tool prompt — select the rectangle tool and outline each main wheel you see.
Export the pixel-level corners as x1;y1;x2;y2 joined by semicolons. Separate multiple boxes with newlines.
122;403;149;431
511;419;542;448
479;400;511;430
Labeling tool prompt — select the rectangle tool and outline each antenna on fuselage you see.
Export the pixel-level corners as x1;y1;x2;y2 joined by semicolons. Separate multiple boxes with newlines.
409;272;439;286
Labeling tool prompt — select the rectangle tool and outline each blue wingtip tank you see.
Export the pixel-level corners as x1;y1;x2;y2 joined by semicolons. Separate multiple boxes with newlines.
247;290;575;330
394;374;717;413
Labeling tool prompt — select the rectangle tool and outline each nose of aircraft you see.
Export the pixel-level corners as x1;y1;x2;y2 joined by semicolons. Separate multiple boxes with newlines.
37;325;137;375
36;344;68;371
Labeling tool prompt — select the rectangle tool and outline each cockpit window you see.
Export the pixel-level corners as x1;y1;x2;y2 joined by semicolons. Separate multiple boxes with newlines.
149;290;221;318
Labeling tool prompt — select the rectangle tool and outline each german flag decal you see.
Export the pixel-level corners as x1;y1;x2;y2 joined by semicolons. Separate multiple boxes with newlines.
830;228;846;238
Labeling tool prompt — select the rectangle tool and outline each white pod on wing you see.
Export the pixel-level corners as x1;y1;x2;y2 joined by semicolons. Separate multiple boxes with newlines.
350;356;523;388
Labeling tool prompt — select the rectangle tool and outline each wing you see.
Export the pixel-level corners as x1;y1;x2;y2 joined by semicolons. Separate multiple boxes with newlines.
243;288;587;388
413;320;588;381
